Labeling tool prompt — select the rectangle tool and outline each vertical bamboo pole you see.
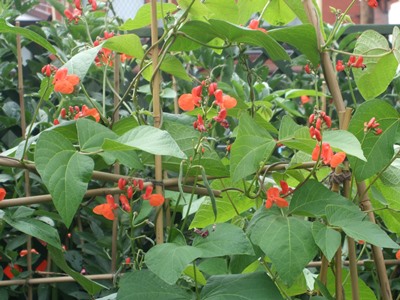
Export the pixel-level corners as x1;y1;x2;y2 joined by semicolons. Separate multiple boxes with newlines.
16;21;33;300
150;0;164;245
111;55;120;272
358;182;393;300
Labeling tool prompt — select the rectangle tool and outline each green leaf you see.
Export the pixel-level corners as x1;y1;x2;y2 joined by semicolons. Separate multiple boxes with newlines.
279;115;303;140
77;118;118;152
249;214;318;285
160;121;228;176
117;270;192;300
326;268;377;300
282;0;310;23
204;0;239;23
353;30;399;100
263;0;296;25
145;243;203;285
190;179;254;229
312;222;341;262
160;55;191;81
62;45;102;80
323;130;366;161
230;113;276;182
35;131;94;227
237;0;265;25
192;223;254;257
284;88;327;99
103;34;144;59
201;272;284;300
119;2;177;30
289;180;351;217
48;245;106;295
326;205;399;248
348;100;399;181
177;0;213;19
0;19;56;54
207;19;290;61
2;215;61;249
102;125;186;159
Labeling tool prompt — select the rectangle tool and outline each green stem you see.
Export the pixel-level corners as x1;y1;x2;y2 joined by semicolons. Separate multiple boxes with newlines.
347;73;357;108
21;80;50;159
102;64;108;116
323;0;357;48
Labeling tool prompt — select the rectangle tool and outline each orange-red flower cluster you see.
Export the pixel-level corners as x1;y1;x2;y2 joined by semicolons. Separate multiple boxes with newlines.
364;117;383;135
312;142;346;168
309;111;331;141
65;0;97;23
52;68;80;94
74;105;101;122
55;105;100;124
265;187;289;209
336;56;366;72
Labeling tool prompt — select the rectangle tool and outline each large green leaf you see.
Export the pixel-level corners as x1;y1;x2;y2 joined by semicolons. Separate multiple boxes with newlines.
326;205;399;249
263;0;296;25
170;21;218;51
249;214;318;285
192;223;254;257
103;34;144;59
207;19;289;61
348;100;399;181
35;131;94;227
160;121;228;176
282;0;309;23
201;272;284;300
2;214;61;249
323;130;366;161
102;125;186;159
230;113;276;182
279;126;315;154
62;45;102;80
269;25;319;65
353;30;399;100
48;245;107;295
119;2;177;30
177;0;213;19
117;270;192;300
0;19;56;54
77;118;118;152
145;243;203;285
204;0;239;23
289;180;350;217
278;115;302;140
190;179;254;229
312;222;341;262
326;268;377;300
237;0;265;24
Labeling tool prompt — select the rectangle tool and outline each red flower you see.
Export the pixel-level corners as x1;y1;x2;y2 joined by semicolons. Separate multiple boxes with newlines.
279;180;290;195
214;90;237;109
336;60;345;72
74;0;82;10
374;128;383;135
119;194;131;212
178;93;201;111
265;187;289;209
127;186;134;199
64;8;82;23
53;68;80;94
396;250;400;260
74;105;100;122
354;56;366;69
3;264;23;279
142;186;165;207
208;82;217;95
311;143;346;167
88;0;97;10
35;260;48;272
304;64;311;74
41;64;57;77
0;188;6;201
118;178;127;190
193;114;207;132
368;0;378;8
19;249;39;257
347;56;356;67
300;95;310;104
93;194;118;220
248;19;267;33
